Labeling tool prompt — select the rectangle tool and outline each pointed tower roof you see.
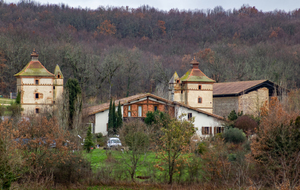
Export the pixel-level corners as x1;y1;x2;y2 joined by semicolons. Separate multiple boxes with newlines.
54;64;64;79
14;49;55;77
180;58;215;83
169;71;179;84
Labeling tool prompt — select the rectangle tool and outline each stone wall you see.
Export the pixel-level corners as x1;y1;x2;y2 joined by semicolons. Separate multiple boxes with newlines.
213;87;269;117
213;96;239;117
238;87;269;116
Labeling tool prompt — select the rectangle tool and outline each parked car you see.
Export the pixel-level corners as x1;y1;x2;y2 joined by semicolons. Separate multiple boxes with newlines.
107;137;122;148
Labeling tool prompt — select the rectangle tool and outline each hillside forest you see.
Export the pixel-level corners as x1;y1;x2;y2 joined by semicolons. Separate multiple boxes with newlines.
1;1;300;104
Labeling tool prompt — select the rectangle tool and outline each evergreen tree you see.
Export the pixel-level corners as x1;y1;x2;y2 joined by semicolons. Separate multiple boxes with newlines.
15;92;21;105
66;78;82;128
228;110;238;121
112;101;116;134
83;125;94;153
108;99;113;136
116;101;123;130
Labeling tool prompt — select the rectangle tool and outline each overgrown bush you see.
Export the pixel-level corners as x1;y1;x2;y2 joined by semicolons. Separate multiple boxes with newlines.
235;115;258;135
251;97;300;188
95;133;105;146
223;127;246;144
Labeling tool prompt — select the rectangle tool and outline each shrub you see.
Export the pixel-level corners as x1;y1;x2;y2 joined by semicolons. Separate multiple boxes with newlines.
251;97;300;188
223;127;246;144
235;115;258;135
84;125;94;153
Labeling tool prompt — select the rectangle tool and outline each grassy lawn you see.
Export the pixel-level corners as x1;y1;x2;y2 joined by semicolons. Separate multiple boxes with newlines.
0;97;15;104
84;149;201;183
84;149;162;179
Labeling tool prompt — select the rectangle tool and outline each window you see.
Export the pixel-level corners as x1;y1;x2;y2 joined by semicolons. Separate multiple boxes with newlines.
57;74;61;78
138;106;142;117
198;85;202;90
35;108;39;114
176;79;180;83
214;127;224;134
202;127;212;135
188;113;192;120
154;105;158;111
53;86;55;89
128;105;131;117
181;90;183;94
35;79;39;85
198;97;202;103
35;93;43;99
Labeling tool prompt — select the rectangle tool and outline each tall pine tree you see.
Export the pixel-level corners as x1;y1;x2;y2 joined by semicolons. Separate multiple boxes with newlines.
112;101;116;134
108;99;113;136
116;101;123;130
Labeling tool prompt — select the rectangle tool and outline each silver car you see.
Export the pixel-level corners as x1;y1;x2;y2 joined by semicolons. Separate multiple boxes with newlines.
107;137;122;148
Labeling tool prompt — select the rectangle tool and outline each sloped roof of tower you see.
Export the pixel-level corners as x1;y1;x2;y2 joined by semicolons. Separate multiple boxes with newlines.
54;64;64;79
14;49;55;77
180;58;215;83
168;71;179;84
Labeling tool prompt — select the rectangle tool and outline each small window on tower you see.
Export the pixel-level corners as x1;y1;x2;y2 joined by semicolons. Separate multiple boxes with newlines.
53;86;55;90
35;108;39;114
176;79;180;83
198;97;202;103
35;93;39;99
35;80;39;85
57;74;61;78
181;90;183;94
198;85;202;90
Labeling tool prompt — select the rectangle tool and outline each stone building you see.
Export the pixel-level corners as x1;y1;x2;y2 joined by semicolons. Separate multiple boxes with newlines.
213;80;281;117
14;49;63;115
169;58;215;114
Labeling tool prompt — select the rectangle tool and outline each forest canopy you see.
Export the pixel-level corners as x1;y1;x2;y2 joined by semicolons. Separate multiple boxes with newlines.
1;1;300;103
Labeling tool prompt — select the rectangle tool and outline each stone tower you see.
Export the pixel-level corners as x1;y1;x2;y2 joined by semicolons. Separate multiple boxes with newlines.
169;58;215;113
53;64;64;102
14;49;64;115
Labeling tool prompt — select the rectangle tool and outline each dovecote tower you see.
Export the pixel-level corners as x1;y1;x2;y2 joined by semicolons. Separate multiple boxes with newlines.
14;49;64;115
169;58;215;113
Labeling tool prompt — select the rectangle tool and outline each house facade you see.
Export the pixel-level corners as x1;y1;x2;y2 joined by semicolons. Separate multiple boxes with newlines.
14;49;63;115
84;93;224;137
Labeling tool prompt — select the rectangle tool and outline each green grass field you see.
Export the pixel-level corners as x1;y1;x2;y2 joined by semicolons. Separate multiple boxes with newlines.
84;149;201;183
0;97;15;104
84;149;162;179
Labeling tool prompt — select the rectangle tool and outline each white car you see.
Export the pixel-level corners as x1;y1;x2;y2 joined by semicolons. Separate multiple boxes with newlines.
107;137;122;148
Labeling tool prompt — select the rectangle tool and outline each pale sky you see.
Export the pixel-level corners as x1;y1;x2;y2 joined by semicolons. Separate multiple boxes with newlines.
5;0;300;12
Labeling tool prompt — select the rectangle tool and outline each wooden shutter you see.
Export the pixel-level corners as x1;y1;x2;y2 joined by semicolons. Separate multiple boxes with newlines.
214;127;217;135
202;127;204;135
209;127;212;135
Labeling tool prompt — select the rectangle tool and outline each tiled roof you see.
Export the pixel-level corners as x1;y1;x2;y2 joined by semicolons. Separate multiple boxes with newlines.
213;80;268;96
180;59;215;83
84;93;224;120
14;60;54;77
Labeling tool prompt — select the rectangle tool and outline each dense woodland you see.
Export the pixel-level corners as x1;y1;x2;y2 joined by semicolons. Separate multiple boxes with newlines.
1;1;300;104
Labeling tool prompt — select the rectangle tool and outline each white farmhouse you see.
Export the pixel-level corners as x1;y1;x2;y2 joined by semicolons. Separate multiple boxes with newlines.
84;93;224;137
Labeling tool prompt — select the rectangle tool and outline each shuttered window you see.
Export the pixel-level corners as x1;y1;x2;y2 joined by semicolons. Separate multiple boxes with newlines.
202;127;212;135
